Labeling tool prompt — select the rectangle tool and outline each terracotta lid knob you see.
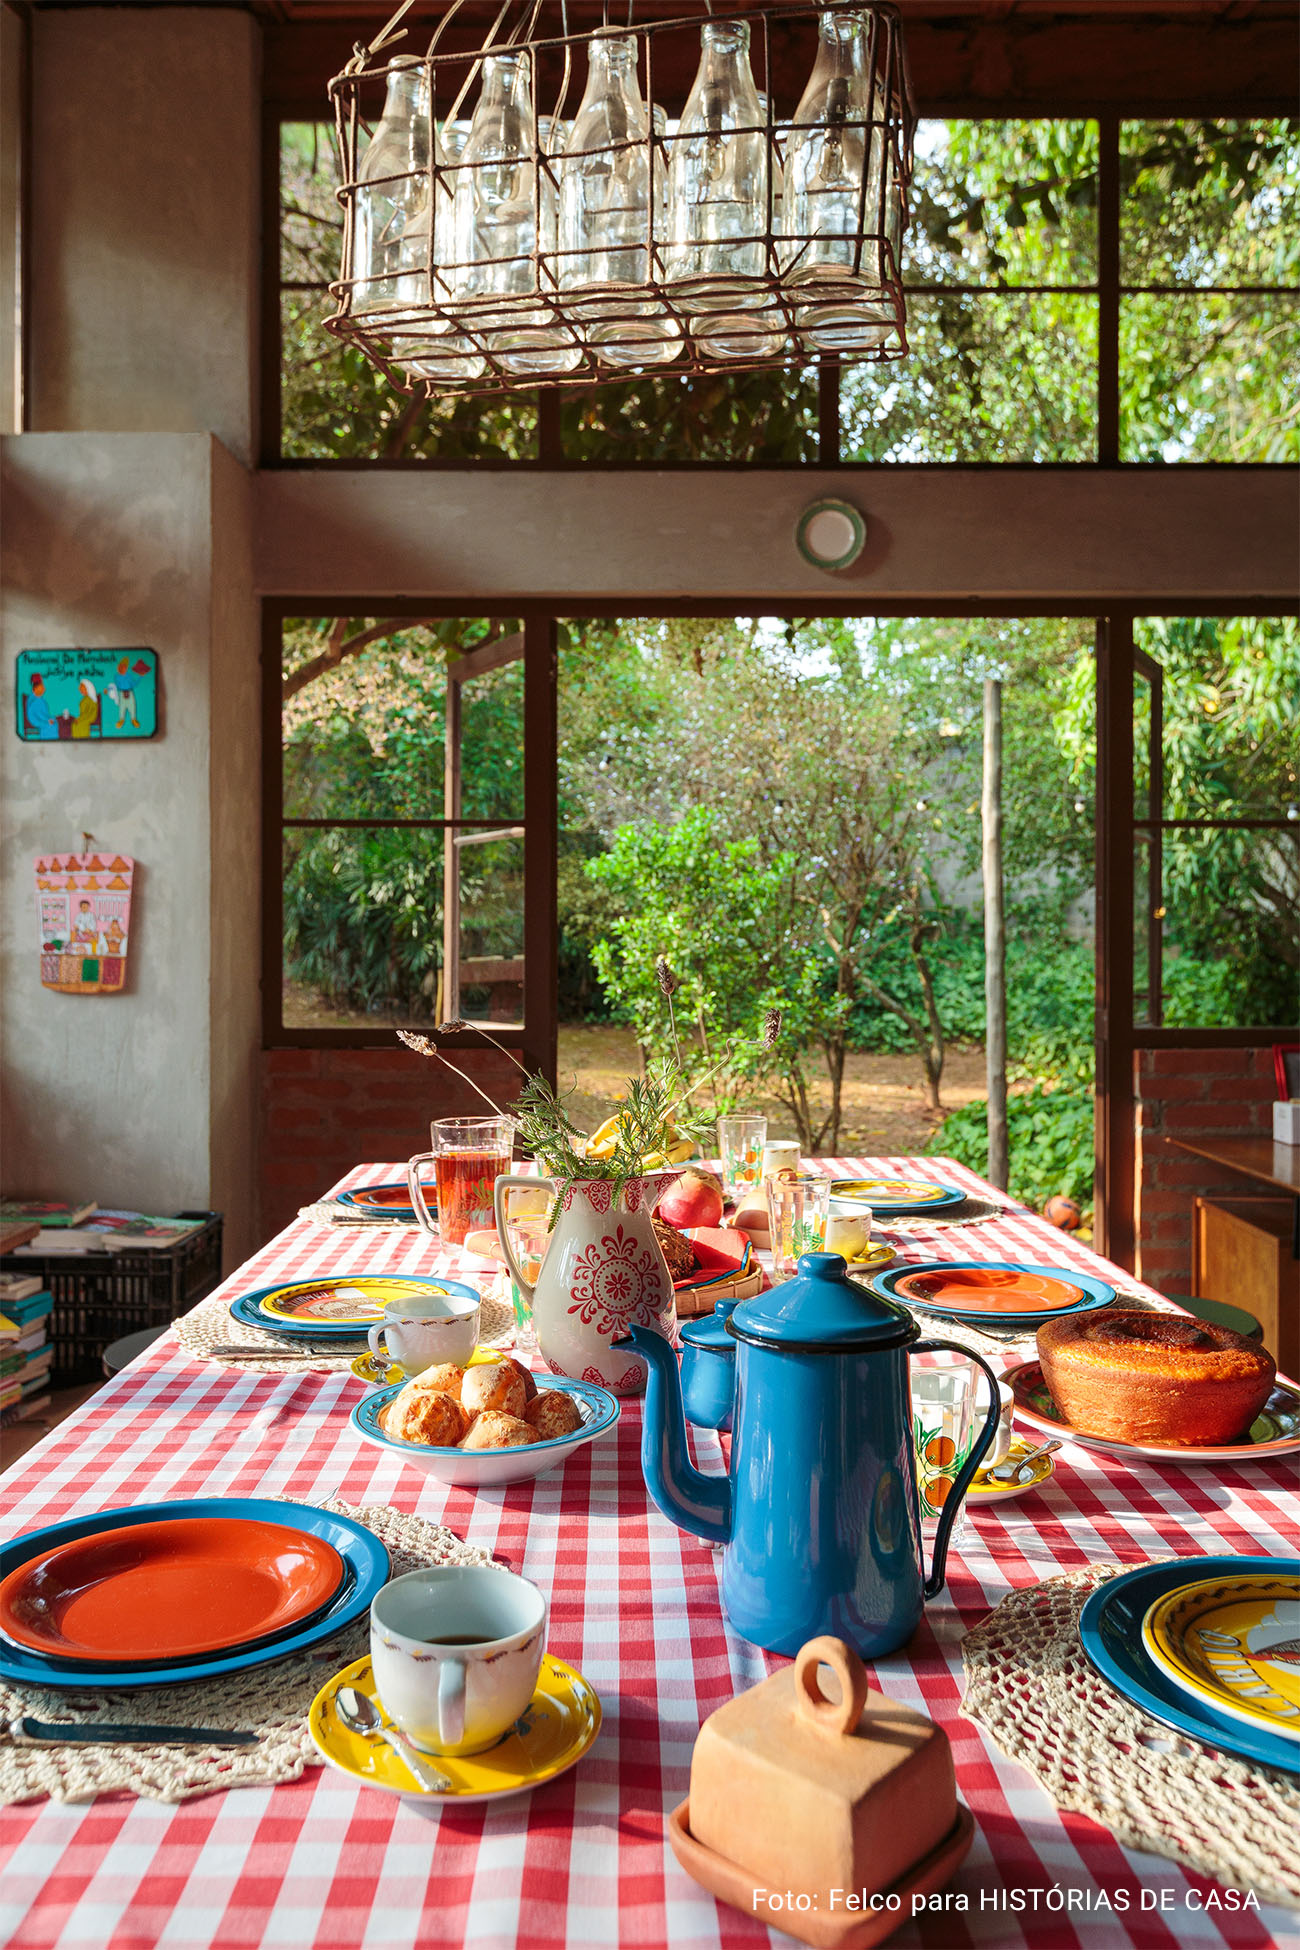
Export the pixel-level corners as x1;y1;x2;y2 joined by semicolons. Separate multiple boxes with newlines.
793;1636;869;1737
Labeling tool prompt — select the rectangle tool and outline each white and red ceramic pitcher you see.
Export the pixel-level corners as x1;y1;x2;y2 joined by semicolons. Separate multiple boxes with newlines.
493;1173;678;1395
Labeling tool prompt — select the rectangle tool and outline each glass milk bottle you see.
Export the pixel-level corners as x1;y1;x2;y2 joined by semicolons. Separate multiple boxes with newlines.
353;56;430;312
394;121;485;382
667;21;785;360
781;10;896;351
559;32;679;368
452;51;580;375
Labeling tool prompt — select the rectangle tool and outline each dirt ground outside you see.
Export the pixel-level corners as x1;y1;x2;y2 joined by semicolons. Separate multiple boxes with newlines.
556;1023;998;1158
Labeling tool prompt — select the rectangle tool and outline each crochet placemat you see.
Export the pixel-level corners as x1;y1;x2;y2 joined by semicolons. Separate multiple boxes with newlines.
877;1197;1021;1233
172;1287;516;1373
961;1562;1300;1909
0;1500;499;1806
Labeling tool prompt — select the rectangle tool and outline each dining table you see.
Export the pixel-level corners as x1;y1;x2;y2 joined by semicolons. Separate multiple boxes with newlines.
1;1155;1297;1950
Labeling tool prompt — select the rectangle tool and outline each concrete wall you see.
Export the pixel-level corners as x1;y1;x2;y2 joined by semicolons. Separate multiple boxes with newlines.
0;432;258;1264
26;9;259;466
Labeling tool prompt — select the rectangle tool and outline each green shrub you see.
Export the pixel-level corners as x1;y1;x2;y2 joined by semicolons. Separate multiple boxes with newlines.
928;1082;1095;1212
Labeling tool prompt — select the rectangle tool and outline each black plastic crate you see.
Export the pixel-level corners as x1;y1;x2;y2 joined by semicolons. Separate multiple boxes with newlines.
1;1211;223;1383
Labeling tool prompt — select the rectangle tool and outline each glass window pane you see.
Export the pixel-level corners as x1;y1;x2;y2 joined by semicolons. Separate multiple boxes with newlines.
283;619;527;822
1134;616;1300;822
1121;119;1300;288
841;293;1096;461
559;369;817;462
281;289;539;460
1134;833;1157;1027
282;829;444;1028
454;833;526;1028
1158;826;1300;1029
907;119;1098;288
281;122;341;286
1121;293;1300;462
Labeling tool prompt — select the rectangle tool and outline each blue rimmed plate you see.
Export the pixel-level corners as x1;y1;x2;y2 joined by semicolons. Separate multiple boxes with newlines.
352;1375;619;1489
830;1178;967;1216
0;1498;389;1691
334;1182;436;1225
230;1274;481;1343
1080;1556;1299;1775
874;1259;1115;1329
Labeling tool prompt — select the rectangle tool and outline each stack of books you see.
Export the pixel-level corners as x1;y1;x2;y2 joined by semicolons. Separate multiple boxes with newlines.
4;1208;204;1254
0;1274;55;1425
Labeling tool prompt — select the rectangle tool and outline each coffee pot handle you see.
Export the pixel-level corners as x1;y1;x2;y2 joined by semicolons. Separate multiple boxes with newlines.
911;1340;1004;1600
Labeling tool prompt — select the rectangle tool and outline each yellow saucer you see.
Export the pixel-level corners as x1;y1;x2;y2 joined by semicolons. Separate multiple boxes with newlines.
1142;1574;1300;1743
845;1242;897;1272
350;1345;500;1387
309;1653;602;1802
968;1436;1057;1502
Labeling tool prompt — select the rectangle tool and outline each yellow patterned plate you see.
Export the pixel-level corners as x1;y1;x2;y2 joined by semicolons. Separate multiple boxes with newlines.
967;1435;1057;1503
309;1652;602;1803
1142;1573;1300;1744
350;1345;502;1387
256;1275;468;1329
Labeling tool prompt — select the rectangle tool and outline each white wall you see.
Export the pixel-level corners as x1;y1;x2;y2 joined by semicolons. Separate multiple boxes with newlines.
0;433;258;1262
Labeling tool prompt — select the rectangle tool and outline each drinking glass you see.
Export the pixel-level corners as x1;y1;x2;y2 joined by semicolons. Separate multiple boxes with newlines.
407;1116;514;1247
501;1199;549;1351
911;1355;976;1546
764;1172;832;1275
717;1115;767;1199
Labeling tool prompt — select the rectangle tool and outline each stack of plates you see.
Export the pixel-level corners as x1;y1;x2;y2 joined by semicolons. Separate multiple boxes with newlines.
831;1178;967;1217
874;1259;1115;1330
334;1182;437;1224
0;1499;389;1690
230;1274;481;1346
1080;1556;1299;1773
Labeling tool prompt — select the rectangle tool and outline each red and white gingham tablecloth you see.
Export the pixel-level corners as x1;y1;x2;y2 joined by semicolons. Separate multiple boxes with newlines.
1;1158;1297;1950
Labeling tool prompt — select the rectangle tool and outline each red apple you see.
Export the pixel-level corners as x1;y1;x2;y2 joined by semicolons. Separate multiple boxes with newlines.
657;1167;725;1231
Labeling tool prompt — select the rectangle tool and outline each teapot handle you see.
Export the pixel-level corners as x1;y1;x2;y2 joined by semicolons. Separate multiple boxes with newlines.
911;1340;1004;1600
794;1636;869;1737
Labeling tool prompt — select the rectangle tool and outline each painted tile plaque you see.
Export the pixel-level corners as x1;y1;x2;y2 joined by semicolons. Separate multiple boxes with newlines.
34;853;135;993
16;649;157;740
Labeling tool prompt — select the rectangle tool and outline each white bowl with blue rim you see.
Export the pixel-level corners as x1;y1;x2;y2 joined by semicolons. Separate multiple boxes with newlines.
351;1375;619;1488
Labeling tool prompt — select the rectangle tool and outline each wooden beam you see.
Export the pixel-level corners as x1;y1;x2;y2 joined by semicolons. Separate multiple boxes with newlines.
265;7;1300;115
447;630;524;685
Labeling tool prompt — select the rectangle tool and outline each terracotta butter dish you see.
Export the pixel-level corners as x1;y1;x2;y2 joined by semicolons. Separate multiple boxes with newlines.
669;1637;973;1950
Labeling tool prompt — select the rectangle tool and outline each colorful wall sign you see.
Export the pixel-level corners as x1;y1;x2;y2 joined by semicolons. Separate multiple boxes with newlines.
34;853;135;994
16;649;158;741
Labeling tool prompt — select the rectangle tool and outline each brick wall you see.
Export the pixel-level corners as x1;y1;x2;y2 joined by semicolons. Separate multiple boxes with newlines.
258;1048;526;1243
1133;1046;1276;1292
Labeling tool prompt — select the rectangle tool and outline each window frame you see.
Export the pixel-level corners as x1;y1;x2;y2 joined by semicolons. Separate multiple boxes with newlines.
265;104;1298;470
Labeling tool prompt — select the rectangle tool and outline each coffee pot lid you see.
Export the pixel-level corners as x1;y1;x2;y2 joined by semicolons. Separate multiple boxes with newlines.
728;1252;916;1352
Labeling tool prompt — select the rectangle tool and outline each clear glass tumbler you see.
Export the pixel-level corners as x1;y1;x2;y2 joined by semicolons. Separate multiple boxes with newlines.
717;1115;767;1199
764;1172;832;1276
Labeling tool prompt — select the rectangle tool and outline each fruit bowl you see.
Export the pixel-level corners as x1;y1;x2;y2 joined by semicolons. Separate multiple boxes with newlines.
350;1375;620;1487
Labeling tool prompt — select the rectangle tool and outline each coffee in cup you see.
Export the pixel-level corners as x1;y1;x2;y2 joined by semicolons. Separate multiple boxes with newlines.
370;1565;546;1756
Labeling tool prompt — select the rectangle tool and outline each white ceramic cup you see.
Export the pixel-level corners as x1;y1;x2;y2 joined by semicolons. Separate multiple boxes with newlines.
366;1290;480;1376
371;1565;547;1756
974;1376;1017;1469
761;1140;801;1177
826;1202;872;1258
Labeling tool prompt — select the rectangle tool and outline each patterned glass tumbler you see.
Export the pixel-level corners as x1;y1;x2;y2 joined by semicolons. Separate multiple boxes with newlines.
717;1116;767;1200
911;1356;977;1548
764;1172;832;1276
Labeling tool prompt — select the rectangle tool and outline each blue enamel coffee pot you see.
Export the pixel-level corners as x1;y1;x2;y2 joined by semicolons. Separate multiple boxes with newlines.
628;1252;1002;1658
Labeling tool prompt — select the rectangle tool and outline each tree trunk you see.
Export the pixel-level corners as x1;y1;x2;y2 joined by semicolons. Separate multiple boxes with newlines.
982;677;1009;1188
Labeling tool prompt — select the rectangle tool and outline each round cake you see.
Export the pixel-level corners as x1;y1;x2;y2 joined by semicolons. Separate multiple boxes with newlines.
1036;1309;1276;1447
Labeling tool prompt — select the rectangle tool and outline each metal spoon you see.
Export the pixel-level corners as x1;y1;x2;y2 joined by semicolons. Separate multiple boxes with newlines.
989;1438;1061;1484
335;1686;452;1793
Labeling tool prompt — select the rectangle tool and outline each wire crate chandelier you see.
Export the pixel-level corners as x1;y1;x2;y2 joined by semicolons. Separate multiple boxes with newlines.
326;0;915;396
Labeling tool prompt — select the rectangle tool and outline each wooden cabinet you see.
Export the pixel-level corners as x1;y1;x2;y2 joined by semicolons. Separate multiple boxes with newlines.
1193;1196;1299;1381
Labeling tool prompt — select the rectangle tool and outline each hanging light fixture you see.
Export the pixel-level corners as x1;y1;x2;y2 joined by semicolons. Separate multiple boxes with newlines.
326;0;914;396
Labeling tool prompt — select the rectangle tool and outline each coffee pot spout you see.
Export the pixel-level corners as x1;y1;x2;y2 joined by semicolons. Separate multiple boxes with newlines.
627;1325;732;1545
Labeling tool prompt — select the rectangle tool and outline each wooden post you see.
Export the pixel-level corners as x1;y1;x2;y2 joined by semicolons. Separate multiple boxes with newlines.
983;677;1008;1190
443;670;461;1024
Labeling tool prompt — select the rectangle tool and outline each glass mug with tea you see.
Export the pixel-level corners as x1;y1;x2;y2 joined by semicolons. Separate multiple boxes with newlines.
408;1116;514;1247
370;1564;547;1756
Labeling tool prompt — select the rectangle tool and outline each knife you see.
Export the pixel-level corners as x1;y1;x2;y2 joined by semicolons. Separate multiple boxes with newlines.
11;1716;260;1748
206;1344;365;1359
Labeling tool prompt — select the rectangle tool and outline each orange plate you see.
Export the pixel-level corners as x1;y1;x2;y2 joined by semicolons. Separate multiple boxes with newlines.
0;1518;344;1663
894;1266;1084;1315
